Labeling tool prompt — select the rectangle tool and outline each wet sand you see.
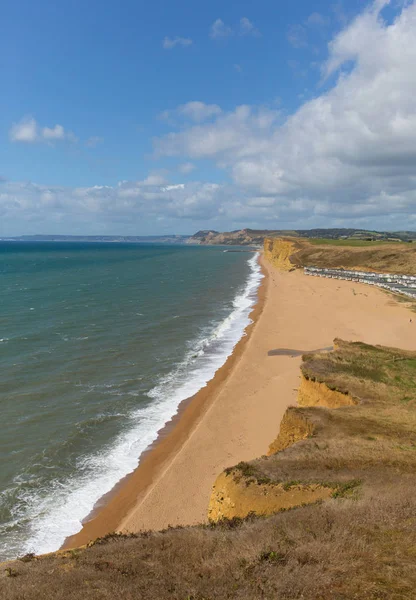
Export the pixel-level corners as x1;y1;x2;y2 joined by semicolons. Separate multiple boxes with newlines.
65;256;416;547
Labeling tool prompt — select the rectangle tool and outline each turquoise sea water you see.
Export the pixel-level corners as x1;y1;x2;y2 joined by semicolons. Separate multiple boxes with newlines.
0;242;262;560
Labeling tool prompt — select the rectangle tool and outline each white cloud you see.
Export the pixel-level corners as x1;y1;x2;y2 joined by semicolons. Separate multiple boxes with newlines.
154;104;279;159
210;19;233;39
153;1;416;228
42;124;65;140
6;1;416;234
179;162;196;174
0;179;226;230
9;117;38;143
163;36;193;49
160;101;222;123
9;117;76;144
141;171;168;186
239;17;261;37
323;0;390;78
210;17;260;39
179;101;222;122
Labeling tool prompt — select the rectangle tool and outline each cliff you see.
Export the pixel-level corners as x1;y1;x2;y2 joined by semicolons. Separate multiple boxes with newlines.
187;228;282;246
208;468;332;522
208;338;416;524
187;228;416;246
3;340;416;599
262;235;416;275
263;237;297;270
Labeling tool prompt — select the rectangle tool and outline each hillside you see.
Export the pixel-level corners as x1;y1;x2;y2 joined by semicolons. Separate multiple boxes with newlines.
0;235;190;244
187;228;416;246
264;236;416;275
3;340;416;599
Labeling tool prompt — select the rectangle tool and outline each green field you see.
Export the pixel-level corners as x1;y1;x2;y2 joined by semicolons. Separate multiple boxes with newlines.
308;238;404;247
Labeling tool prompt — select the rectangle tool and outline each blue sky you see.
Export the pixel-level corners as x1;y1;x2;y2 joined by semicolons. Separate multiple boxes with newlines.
1;0;415;235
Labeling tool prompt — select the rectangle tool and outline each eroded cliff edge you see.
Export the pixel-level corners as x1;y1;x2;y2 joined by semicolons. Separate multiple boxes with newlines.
263;237;297;271
208;338;416;522
3;310;416;599
263;235;416;274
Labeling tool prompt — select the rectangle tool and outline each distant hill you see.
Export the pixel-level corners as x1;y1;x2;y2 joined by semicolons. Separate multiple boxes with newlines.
187;228;416;246
4;229;416;246
0;235;191;244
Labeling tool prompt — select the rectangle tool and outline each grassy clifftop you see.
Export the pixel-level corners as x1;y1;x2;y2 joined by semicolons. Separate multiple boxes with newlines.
264;236;416;274
207;339;416;597
210;340;416;519
3;341;416;599
188;228;416;246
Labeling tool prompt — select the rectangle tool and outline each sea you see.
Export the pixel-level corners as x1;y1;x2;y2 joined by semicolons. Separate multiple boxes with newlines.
0;242;262;561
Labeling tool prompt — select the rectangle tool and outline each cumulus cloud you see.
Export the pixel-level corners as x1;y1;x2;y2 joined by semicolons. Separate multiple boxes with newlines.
5;1;416;234
161;101;222;123
210;19;233;39
154;104;279;159
141;171;168;186
42;124;66;140
210;17;260;39
9;117;76;144
9;117;38;142
0;179;227;232
153;0;416;228
239;17;261;37
163;36;193;49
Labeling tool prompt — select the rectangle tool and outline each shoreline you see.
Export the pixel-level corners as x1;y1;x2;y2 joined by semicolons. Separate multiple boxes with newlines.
63;254;416;549
63;254;268;549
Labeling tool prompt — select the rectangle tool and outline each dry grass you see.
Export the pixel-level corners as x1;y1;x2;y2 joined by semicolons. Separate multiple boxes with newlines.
287;237;416;275
248;340;416;487
3;340;416;599
2;488;416;600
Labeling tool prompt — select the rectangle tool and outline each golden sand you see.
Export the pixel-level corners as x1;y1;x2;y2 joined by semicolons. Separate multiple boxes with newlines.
65;255;416;548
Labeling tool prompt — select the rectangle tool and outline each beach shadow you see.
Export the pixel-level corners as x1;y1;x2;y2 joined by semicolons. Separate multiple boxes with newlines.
268;346;334;357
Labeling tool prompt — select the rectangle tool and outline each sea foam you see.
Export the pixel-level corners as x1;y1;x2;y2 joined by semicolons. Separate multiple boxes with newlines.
15;253;263;557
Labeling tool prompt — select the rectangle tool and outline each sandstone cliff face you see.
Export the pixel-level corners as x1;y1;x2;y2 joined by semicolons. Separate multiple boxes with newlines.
263;238;297;271
297;375;357;408
208;470;331;521
268;407;315;455
208;352;361;522
188;229;270;246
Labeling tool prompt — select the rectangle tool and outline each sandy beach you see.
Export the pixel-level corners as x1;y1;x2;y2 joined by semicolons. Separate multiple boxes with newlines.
65;255;416;548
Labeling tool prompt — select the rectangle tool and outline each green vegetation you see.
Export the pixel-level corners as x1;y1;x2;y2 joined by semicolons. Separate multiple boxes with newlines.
191;227;416;246
301;339;416;400
227;461;272;486
308;238;402;246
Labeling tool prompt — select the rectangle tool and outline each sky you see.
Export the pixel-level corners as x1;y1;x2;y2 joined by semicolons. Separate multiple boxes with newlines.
1;0;416;235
